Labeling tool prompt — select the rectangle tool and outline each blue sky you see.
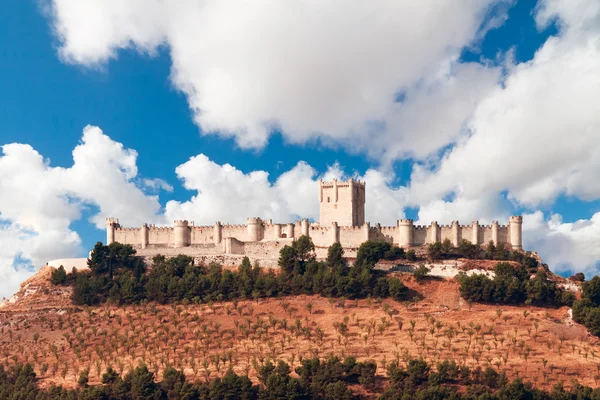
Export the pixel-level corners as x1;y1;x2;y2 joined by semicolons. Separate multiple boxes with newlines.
0;0;599;297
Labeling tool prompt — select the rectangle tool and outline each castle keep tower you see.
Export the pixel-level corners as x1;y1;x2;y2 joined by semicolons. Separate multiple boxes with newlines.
319;178;365;227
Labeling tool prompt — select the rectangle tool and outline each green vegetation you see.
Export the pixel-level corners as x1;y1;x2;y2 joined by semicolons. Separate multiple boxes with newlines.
5;357;600;399
573;276;600;337
355;241;405;265
66;237;410;306
50;265;67;285
413;265;430;283
458;262;575;307
428;239;539;268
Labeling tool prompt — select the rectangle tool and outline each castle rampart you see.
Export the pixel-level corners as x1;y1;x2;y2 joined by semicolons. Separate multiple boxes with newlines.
107;217;523;253
105;176;523;262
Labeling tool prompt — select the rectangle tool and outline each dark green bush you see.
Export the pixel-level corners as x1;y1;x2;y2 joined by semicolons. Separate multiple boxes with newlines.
459;262;573;307
64;237;411;305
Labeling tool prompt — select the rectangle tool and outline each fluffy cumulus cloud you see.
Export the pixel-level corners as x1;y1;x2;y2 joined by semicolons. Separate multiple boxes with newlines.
164;156;408;226
409;0;600;208
524;211;600;277
46;0;503;160
0;126;164;298
416;193;511;226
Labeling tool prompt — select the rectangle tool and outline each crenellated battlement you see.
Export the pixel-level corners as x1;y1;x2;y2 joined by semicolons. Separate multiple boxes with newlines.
319;178;366;188
105;179;523;253
115;227;140;232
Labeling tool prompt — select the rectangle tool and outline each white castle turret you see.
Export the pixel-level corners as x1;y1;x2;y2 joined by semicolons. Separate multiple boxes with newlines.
398;219;414;247
173;220;190;247
105;218;120;245
509;216;523;250
247;217;263;242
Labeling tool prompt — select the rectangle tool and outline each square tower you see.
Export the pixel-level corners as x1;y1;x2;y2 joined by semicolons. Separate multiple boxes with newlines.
319;178;365;227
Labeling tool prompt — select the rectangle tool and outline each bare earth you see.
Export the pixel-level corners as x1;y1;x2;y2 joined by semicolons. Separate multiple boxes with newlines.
0;266;597;393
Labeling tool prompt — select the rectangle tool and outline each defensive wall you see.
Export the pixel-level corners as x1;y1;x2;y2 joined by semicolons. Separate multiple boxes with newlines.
106;216;523;258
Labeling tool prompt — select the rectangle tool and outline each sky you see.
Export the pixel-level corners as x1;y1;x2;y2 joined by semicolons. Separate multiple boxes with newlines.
0;0;599;298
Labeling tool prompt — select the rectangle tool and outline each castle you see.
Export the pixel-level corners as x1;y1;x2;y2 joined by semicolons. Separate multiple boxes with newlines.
106;179;523;265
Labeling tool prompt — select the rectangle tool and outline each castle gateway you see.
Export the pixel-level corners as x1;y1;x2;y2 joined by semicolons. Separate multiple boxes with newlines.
106;178;523;260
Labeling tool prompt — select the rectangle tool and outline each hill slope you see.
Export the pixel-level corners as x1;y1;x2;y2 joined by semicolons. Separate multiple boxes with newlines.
0;262;596;393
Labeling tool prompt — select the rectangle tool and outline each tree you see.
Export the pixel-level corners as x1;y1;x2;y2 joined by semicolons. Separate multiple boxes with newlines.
441;238;453;255
129;364;157;400
388;277;408;300
278;245;297;277
406;249;417;261
293;235;316;263
413;265;430;283
78;368;89;387
570;272;585;282
327;242;346;271
356;241;393;266
583;276;600;306
102;367;120;384
458;240;480;259
427;242;442;260
50;266;67;285
485;241;496;260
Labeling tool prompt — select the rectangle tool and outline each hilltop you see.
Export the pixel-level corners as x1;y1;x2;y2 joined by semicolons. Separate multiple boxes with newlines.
1;245;597;398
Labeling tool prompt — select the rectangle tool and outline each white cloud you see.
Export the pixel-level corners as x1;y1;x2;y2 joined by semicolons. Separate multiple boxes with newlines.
524;211;600;277
409;0;600;208
416;193;510;226
164;155;409;226
0;126;165;298
142;178;174;193
46;0;503;159
164;155;319;224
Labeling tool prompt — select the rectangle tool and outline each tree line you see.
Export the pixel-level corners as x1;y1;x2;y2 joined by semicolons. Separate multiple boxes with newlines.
52;237;412;306
458;262;575;307
573;276;600;337
4;356;600;400
428;238;540;268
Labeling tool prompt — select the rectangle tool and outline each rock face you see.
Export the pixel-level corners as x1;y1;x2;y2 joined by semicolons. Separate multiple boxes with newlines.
0;266;72;311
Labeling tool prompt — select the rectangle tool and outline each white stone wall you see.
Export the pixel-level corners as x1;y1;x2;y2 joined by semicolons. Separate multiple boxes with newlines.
319;179;365;227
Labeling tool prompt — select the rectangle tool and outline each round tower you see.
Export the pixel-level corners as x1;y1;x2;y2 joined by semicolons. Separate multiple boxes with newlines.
491;221;499;245
509;216;523;250
173;220;190;248
247;217;263;242
429;221;440;244
141;223;149;249
285;223;294;239
331;222;340;244
398;219;414;247
105;218;119;245
301;219;309;237
472;221;480;245
214;222;222;244
451;221;460;246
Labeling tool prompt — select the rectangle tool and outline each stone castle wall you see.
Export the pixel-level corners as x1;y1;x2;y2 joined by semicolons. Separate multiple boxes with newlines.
107;216;523;262
104;178;522;266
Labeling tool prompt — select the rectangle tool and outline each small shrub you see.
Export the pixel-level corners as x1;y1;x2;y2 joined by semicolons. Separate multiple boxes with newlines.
414;265;430;283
